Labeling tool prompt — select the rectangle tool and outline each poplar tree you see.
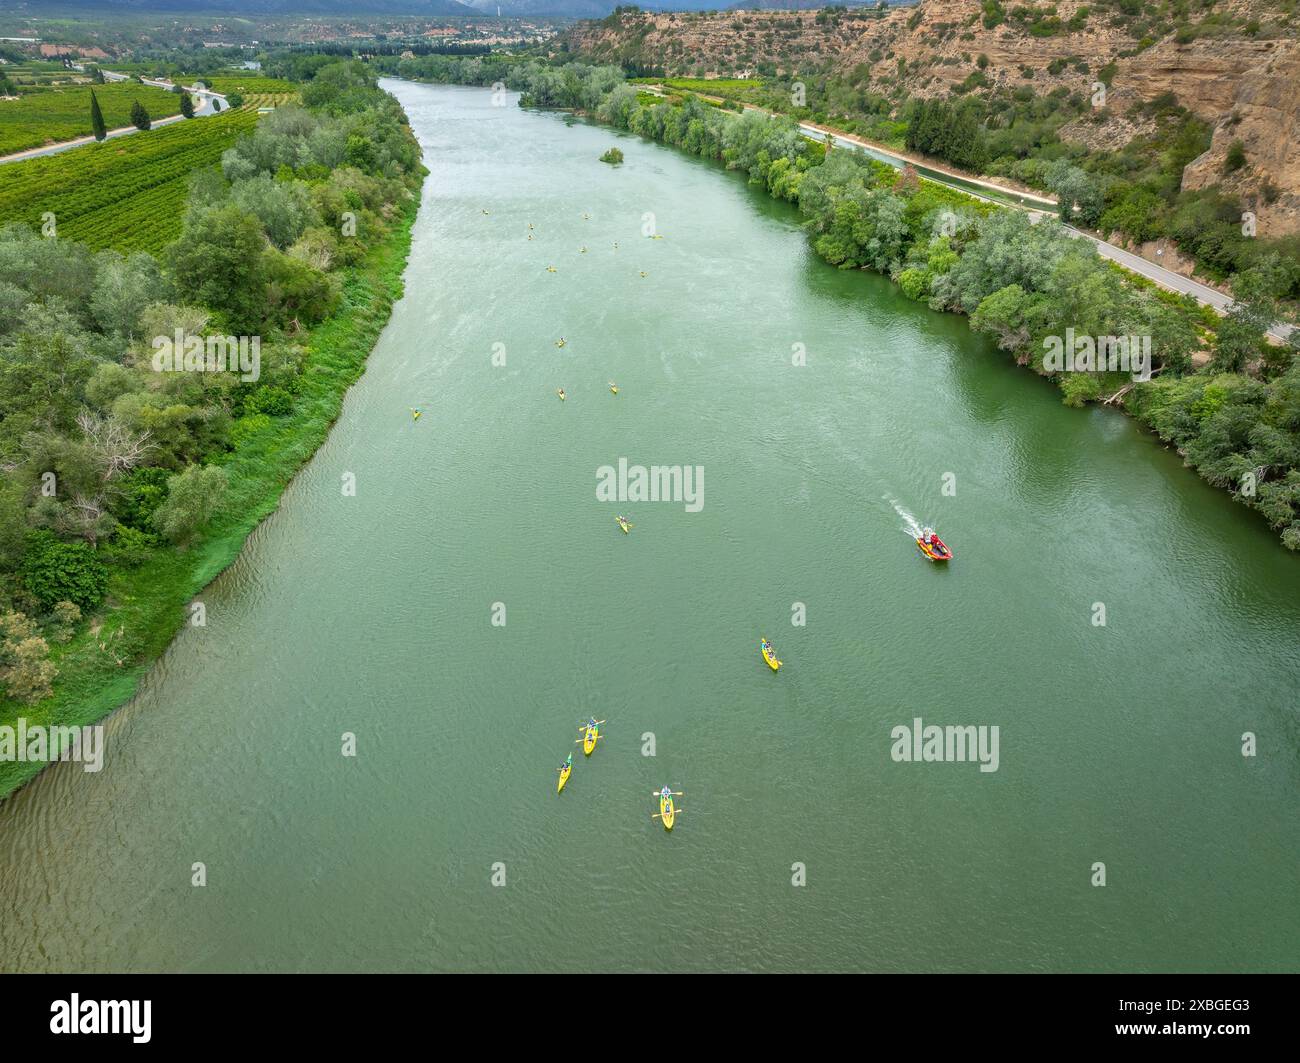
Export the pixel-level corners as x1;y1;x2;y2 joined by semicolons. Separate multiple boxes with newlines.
89;89;106;141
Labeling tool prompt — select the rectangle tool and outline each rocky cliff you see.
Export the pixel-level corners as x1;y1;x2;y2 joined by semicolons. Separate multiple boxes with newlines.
566;0;1300;235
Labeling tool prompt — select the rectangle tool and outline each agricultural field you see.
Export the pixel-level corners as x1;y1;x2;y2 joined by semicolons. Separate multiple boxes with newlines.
197;75;297;95
631;77;766;105
0;80;183;155
0;107;260;254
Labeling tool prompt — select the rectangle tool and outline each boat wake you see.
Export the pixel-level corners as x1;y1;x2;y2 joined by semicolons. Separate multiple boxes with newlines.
886;497;924;538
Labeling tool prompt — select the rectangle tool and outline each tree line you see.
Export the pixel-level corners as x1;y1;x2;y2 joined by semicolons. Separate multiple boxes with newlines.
0;60;423;705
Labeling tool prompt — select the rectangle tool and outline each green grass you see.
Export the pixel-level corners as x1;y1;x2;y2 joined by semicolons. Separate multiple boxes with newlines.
0;81;183;155
0;108;260;254
0;201;419;800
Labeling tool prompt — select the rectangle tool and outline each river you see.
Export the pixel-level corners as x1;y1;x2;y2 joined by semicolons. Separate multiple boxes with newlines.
1;81;1297;973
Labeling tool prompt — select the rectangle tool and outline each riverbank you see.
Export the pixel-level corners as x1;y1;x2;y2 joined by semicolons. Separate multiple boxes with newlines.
0;201;419;801
636;81;1056;209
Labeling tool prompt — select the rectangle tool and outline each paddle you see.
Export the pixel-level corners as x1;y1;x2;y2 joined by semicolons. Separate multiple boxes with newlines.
652;809;684;819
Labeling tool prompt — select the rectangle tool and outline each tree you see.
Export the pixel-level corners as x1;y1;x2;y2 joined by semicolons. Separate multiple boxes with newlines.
89;250;161;341
180;91;195;119
1213;258;1288;373
166;204;269;333
0;302;99;449
151;465;228;544
230;174;315;250
89;88;107;141
1046;162;1103;227
130;99;151;131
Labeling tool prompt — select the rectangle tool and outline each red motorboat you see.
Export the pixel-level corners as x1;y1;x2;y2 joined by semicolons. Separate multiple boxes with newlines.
916;533;953;561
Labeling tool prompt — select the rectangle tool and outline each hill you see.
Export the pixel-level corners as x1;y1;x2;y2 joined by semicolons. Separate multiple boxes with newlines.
565;0;1300;238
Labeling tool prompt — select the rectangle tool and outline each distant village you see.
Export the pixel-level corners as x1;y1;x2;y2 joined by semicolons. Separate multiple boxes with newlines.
0;15;562;64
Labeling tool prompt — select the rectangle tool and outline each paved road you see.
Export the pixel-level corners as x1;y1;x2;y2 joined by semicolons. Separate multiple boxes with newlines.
0;75;231;167
640;84;1293;340
801;114;1294;342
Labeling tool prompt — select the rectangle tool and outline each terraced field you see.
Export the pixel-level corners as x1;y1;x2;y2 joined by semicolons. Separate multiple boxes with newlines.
0;81;183;156
242;92;300;111
0;107;260;254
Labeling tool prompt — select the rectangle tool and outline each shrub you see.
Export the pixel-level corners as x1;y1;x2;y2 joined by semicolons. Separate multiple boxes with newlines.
49;600;82;642
151;465;228;545
245;386;294;416
114;467;171;531
19;531;109;612
100;525;157;568
0;611;56;704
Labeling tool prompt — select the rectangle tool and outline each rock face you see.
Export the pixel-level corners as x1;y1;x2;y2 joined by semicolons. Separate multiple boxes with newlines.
566;0;1300;235
1180;39;1300;236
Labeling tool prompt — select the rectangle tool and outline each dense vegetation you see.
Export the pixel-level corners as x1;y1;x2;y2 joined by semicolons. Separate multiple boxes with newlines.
394;55;1300;550
0;60;423;782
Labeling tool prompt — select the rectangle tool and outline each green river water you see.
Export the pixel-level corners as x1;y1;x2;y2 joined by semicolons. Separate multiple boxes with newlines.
1;82;1298;973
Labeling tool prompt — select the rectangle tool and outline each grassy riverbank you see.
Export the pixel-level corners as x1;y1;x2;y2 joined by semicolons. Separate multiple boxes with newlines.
0;202;417;799
0;198;413;795
0;60;425;796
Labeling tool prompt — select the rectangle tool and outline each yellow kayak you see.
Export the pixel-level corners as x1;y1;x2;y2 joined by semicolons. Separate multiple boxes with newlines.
578;718;603;756
609;382;619;394
657;788;677;831
556;388;566;401
761;638;781;672
557;754;572;794
615;515;633;534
